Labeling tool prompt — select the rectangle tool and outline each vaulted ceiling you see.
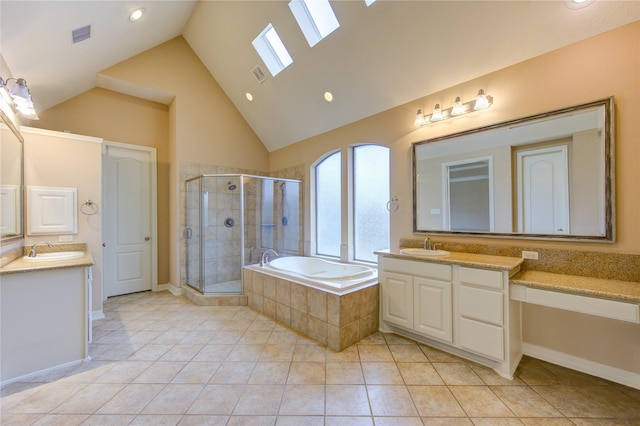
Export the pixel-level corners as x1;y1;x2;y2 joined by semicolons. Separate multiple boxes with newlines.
2;1;639;151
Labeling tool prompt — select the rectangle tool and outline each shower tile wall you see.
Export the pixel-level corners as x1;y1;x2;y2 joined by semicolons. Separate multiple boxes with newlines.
180;162;305;290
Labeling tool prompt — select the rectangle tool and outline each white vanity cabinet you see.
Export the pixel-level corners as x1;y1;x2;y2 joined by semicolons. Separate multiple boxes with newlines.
379;253;522;379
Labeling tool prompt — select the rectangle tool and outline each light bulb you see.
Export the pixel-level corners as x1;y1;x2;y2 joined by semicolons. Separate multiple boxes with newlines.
451;96;465;116
431;104;443;121
414;109;426;126
474;89;492;110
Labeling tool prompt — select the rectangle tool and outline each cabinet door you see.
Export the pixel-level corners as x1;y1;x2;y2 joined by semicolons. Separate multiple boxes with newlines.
381;272;413;329
414;277;452;342
459;317;504;360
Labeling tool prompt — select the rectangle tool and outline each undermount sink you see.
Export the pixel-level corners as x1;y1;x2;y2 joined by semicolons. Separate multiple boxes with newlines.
23;251;84;262
400;248;450;257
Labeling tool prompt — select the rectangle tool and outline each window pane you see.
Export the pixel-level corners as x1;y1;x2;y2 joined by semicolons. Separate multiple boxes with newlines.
316;151;341;257
354;145;389;262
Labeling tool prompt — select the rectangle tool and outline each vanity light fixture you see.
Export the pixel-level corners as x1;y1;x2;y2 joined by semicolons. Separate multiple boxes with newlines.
0;77;39;120
414;89;492;126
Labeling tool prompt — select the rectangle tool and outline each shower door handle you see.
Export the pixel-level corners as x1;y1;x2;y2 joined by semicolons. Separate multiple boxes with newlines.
145;236;150;241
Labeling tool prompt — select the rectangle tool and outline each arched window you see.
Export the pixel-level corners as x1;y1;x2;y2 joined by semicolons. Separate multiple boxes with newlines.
312;144;390;263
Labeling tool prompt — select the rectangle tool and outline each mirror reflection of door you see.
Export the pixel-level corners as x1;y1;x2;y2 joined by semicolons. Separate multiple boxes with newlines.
443;157;493;232
516;145;570;234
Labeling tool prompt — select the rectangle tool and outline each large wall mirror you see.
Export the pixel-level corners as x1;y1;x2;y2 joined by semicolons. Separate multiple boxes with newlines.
0;108;24;244
412;97;614;241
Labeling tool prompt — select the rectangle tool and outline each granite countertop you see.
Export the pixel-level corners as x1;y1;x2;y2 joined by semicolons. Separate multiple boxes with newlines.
510;270;640;304
0;249;94;275
376;249;523;273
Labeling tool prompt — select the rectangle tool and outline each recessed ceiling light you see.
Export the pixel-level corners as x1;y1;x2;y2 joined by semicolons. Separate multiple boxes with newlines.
129;8;145;21
324;92;333;103
246;92;254;102
564;0;595;9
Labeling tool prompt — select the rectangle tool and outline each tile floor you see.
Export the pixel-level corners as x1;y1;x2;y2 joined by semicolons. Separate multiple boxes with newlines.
2;291;639;426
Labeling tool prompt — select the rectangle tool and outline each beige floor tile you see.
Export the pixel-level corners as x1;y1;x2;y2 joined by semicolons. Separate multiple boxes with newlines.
239;330;273;345
325;345;360;362
151;330;190;345
357;332;386;345
177;415;228;425
233;384;285;416
383;333;415;345
470;418;525;426
209;361;255;384
52;383;125;414
324;416;373;426
0;413;43;426
408;385;466;417
227;415;276;425
258;344;295;362
421;418;473;425
171;361;221;383
292;344;327;362
519;419;575;425
31;413;90;425
532;385;640;418
326;362;365;384
249;362;291;384
158;344;205;362
96;361;152;383
129;414;182;425
191;344;234;362
287;362;325;384
469;362;525;386
419;344;465;362
187;384;244;415
69;414;137;425
7;382;87;414
133;361;186;383
96;383;165;415
373;417;424;426
449;386;514;418
432;362;484;385
357;344;394;362
267;330;299;345
226;344;265;362
397;362;444;385
179;331;218;345
362;362;404;384
127;344;174;361
325;385;371;416
278;384;325;415
275;415;324;425
389;344;429;362
492;385;563;417
141;384;204;415
367;385;418;417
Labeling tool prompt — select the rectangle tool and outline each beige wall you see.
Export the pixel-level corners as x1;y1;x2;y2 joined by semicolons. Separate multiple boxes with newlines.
22;129;103;312
35;88;171;285
270;21;640;255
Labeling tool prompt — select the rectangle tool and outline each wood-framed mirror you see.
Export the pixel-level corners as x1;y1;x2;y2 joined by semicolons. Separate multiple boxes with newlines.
412;97;614;241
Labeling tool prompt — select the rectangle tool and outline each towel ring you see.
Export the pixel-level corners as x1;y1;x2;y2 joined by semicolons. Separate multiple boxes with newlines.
80;200;99;216
386;197;399;212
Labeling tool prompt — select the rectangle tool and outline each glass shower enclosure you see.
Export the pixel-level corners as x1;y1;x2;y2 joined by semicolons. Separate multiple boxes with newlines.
185;174;302;294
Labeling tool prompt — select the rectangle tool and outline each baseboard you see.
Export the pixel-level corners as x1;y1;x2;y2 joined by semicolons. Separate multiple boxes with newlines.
156;282;182;296
1;358;86;388
91;310;105;321
522;342;640;390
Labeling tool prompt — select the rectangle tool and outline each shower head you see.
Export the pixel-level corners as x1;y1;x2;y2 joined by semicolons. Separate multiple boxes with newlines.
228;182;237;191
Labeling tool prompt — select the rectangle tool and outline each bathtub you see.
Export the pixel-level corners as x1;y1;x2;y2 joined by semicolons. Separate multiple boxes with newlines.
246;256;378;295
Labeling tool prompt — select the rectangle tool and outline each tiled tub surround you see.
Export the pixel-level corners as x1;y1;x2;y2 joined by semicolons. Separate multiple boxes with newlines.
244;268;380;351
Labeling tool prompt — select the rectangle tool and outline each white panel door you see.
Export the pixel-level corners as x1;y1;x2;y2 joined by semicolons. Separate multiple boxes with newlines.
104;144;153;297
517;146;570;234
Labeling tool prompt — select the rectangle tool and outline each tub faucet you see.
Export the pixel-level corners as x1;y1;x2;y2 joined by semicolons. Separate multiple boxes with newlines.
260;249;278;267
28;242;53;257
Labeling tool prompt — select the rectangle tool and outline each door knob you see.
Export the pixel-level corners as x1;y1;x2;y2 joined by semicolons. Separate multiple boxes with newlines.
145;236;150;241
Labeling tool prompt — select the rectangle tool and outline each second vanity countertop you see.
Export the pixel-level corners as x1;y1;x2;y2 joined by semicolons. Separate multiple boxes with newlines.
0;249;94;275
376;249;523;273
377;249;640;304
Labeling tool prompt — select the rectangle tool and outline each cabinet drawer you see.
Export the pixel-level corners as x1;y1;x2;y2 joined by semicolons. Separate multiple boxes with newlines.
459;318;504;361
459;285;503;326
459;267;503;289
383;257;451;281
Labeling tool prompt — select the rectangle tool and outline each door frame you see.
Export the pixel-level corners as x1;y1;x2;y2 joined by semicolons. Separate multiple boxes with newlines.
101;141;158;299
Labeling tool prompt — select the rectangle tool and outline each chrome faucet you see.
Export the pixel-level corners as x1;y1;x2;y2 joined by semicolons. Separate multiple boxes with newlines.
424;237;433;251
28;242;53;257
260;249;278;267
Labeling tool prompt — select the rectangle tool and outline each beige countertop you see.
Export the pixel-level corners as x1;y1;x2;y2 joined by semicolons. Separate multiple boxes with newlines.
376;249;523;273
510;270;640;304
0;251;94;275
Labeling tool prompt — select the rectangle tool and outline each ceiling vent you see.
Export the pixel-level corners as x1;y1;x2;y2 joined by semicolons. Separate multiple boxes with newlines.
71;25;91;44
251;65;267;84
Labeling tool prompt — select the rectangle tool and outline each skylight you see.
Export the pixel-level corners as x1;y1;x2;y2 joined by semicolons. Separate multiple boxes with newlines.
289;0;340;47
252;24;293;77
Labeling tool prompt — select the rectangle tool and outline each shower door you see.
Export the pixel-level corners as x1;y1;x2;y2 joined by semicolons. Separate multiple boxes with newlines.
185;178;202;292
